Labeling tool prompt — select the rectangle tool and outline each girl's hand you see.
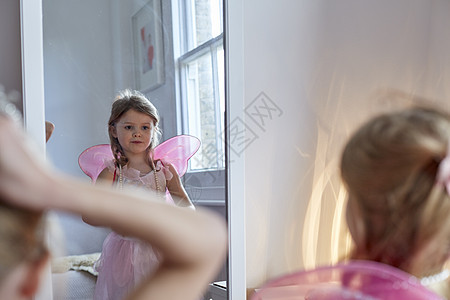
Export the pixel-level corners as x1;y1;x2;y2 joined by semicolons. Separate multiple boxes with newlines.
0;116;227;300
165;163;195;209
0;116;56;210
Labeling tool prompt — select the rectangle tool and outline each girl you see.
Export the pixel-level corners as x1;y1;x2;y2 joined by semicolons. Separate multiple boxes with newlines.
0;114;226;300
97;89;193;208
86;89;195;300
253;106;450;299
341;106;450;297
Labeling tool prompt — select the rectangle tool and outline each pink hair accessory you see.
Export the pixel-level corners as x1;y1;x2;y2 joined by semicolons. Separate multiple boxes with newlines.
436;143;450;195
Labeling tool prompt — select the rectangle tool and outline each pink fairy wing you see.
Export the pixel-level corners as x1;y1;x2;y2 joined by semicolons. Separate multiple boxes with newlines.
153;135;201;177
78;144;113;183
78;135;200;183
251;260;443;300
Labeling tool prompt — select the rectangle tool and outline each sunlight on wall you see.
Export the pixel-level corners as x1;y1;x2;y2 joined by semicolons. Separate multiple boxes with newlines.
301;123;353;270
300;88;449;271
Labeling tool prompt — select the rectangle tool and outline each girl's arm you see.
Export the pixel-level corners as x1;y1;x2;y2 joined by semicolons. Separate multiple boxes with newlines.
57;179;225;300
0;117;227;300
82;167;115;226
165;163;195;209
97;167;115;183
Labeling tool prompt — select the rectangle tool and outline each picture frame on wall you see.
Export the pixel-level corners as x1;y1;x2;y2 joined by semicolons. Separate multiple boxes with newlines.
132;0;165;92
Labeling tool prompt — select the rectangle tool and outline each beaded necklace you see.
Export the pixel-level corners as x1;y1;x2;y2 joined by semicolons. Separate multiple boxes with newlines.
420;269;450;286
118;164;161;195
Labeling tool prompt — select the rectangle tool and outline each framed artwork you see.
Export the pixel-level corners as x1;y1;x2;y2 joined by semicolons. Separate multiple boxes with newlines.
132;0;165;91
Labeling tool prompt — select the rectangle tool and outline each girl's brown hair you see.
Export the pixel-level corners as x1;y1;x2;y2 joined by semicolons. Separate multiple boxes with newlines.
108;89;161;167
341;106;450;277
0;202;47;282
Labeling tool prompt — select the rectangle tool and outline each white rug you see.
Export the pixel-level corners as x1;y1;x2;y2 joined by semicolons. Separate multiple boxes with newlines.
52;252;100;276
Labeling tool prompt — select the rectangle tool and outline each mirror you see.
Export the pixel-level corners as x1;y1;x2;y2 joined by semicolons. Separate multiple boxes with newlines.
43;0;227;299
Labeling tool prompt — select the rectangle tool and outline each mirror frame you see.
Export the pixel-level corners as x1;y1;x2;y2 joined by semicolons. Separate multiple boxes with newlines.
225;0;247;299
21;0;246;299
20;1;53;299
21;0;46;146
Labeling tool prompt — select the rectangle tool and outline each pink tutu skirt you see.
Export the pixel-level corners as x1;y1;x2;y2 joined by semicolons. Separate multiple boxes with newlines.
93;232;161;300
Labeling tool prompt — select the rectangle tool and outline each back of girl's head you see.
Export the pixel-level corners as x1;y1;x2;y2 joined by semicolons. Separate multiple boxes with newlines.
0;201;46;283
340;106;450;276
108;89;161;165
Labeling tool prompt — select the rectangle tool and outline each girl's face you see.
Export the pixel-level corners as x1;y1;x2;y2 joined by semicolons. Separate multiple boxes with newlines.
113;109;155;157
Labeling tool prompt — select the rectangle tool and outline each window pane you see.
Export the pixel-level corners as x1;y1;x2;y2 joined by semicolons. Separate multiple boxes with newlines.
216;45;225;169
187;0;222;50
185;50;223;170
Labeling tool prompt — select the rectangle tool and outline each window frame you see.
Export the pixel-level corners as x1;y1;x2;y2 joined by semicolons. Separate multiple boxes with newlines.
173;0;225;206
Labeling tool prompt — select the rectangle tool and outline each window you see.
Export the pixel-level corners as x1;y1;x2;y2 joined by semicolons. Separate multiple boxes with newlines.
175;0;225;171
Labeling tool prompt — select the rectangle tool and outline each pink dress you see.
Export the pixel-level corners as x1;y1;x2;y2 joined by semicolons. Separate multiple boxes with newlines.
93;161;174;300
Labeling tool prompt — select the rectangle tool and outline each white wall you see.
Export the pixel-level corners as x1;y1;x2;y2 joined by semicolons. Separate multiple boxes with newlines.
44;0;178;178
233;0;450;293
111;0;179;140
44;0;115;177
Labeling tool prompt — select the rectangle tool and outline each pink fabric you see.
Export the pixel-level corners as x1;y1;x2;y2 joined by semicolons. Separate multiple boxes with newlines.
251;260;443;300
81;136;200;300
78;144;113;183
153;135;201;176
93;233;160;300
93;164;173;300
118;160;173;191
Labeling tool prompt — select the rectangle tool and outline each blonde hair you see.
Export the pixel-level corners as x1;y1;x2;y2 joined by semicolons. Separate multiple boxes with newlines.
108;89;161;167
341;106;450;277
0;202;47;282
